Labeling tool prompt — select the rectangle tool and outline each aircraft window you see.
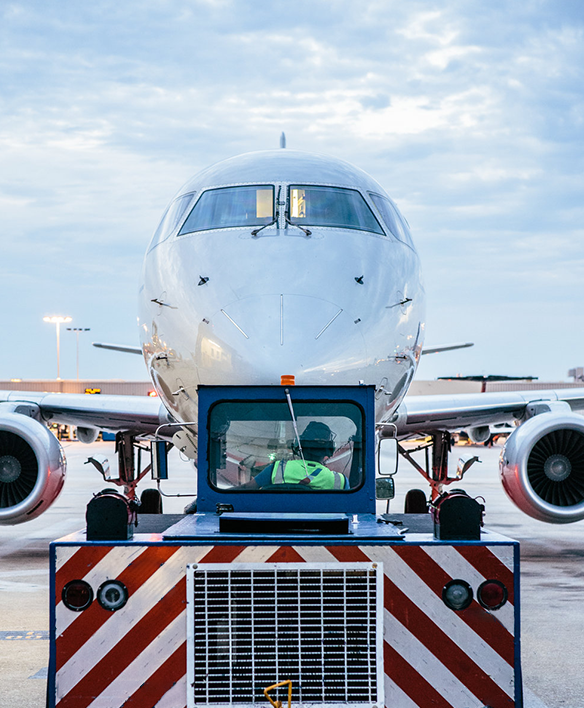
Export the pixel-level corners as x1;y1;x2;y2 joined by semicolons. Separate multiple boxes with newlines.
179;185;274;234
147;193;195;252
288;185;384;235
369;193;414;247
208;400;364;492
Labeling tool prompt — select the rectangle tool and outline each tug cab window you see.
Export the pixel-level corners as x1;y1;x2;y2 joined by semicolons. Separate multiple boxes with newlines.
288;185;384;235
179;185;274;234
208;400;364;492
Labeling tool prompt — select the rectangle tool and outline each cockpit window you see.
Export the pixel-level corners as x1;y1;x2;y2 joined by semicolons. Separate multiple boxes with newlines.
179;185;274;235
287;185;384;235
369;193;414;247
147;192;195;251
208;400;364;492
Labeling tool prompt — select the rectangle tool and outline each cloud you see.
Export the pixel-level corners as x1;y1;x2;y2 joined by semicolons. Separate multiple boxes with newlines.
0;0;583;380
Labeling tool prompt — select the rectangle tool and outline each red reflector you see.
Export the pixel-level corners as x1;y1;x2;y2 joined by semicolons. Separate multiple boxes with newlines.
477;579;508;610
62;580;93;612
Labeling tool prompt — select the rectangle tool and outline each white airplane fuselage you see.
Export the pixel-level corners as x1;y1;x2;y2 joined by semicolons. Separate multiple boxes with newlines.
139;150;425;426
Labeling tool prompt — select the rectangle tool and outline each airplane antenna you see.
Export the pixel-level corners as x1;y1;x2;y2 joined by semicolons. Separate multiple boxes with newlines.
280;132;286;149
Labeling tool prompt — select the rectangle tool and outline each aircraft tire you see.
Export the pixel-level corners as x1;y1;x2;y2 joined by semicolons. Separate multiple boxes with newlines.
139;488;163;514
404;488;427;514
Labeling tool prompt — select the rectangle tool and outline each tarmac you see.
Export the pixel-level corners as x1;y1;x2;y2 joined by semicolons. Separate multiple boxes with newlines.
1;439;583;707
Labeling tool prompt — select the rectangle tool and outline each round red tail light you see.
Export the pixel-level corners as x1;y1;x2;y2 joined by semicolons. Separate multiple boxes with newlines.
62;580;93;611
442;579;473;611
477;580;508;610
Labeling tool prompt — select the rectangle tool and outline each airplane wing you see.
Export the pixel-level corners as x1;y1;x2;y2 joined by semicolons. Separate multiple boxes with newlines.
92;342;142;355
420;342;474;355
392;387;584;435
0;390;172;436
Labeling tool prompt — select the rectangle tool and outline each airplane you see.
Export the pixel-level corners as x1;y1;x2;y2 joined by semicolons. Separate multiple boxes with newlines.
1;147;584;525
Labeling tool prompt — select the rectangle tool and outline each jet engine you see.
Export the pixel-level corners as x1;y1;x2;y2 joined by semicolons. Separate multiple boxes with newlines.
0;410;66;525
500;412;584;523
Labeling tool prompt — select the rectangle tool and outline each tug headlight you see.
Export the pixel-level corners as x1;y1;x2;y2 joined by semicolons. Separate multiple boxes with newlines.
442;579;473;611
97;580;129;612
62;580;93;611
477;580;508;610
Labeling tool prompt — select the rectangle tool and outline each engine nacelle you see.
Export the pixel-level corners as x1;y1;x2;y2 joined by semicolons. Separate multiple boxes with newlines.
76;426;99;444
500;412;584;523
0;412;67;525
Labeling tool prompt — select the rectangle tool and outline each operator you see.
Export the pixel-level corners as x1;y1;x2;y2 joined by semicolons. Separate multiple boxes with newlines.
240;421;348;490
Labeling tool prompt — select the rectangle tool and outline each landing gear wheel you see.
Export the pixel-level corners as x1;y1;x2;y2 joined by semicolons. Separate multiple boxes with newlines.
139;488;163;514
404;488;427;514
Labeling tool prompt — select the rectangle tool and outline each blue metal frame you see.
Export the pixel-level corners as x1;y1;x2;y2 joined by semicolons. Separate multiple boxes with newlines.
47;542;57;708
196;385;376;514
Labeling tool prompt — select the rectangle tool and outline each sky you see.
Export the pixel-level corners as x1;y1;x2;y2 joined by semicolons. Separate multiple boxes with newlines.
1;0;583;383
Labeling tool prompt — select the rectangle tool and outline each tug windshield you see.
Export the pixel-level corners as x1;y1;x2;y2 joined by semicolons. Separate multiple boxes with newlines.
208;400;364;492
288;185;384;235
179;185;274;234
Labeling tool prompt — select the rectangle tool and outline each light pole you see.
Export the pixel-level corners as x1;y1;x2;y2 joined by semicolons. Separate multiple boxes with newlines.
43;316;72;379
66;327;90;380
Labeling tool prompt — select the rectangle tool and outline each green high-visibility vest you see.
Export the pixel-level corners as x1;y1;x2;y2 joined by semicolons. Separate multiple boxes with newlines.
272;459;347;490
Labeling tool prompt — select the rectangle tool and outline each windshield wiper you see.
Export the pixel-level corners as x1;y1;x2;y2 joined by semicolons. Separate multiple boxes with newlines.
285;216;312;236
251;218;277;237
284;388;309;477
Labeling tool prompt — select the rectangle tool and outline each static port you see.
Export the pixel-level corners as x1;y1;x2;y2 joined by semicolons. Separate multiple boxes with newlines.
477;579;508;610
62;580;93;612
442;579;473;611
97;580;129;612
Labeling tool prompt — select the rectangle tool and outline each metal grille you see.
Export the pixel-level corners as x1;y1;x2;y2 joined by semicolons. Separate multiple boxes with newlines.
187;562;382;708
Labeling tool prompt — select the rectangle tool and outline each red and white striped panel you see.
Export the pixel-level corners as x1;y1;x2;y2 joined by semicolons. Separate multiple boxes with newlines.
53;542;517;708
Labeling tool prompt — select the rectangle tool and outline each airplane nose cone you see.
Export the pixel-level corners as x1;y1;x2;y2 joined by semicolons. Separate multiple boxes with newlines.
199;294;367;385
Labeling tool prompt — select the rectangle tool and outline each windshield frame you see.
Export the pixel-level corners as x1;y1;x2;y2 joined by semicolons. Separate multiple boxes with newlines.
178;184;276;235
286;184;385;235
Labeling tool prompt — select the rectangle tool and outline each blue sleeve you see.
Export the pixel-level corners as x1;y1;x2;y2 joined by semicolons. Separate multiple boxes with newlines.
253;463;274;488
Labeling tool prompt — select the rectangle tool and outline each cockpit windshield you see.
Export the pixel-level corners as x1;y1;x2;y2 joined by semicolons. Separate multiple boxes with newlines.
208;400;364;492
179;185;274;234
288;185;384;235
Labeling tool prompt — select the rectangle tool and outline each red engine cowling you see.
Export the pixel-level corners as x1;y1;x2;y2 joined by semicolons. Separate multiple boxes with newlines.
0;412;67;525
500;412;584;523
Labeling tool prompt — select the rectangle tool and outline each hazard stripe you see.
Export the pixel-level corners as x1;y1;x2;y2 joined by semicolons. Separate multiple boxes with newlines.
199;545;246;563
121;642;186;708
325;545;371;562
485;543;515;571
86;612;186;708
154;676;187;708
59;579;186;708
384;674;421;708
55;546;82;573
55;545;111;593
455;545;515;601
56;545;181;670
423;545;514;633
266;546;306;562
353;546;515;691
393;545;515;666
56;545;148;637
228;546;280;563
56;550;197;700
383;640;452;708
383;575;513;706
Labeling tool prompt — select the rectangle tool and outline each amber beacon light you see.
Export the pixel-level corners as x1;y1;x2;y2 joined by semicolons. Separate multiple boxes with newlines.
280;375;295;385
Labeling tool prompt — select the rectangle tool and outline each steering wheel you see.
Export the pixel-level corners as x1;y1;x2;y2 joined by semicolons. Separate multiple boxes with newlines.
259;483;313;491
